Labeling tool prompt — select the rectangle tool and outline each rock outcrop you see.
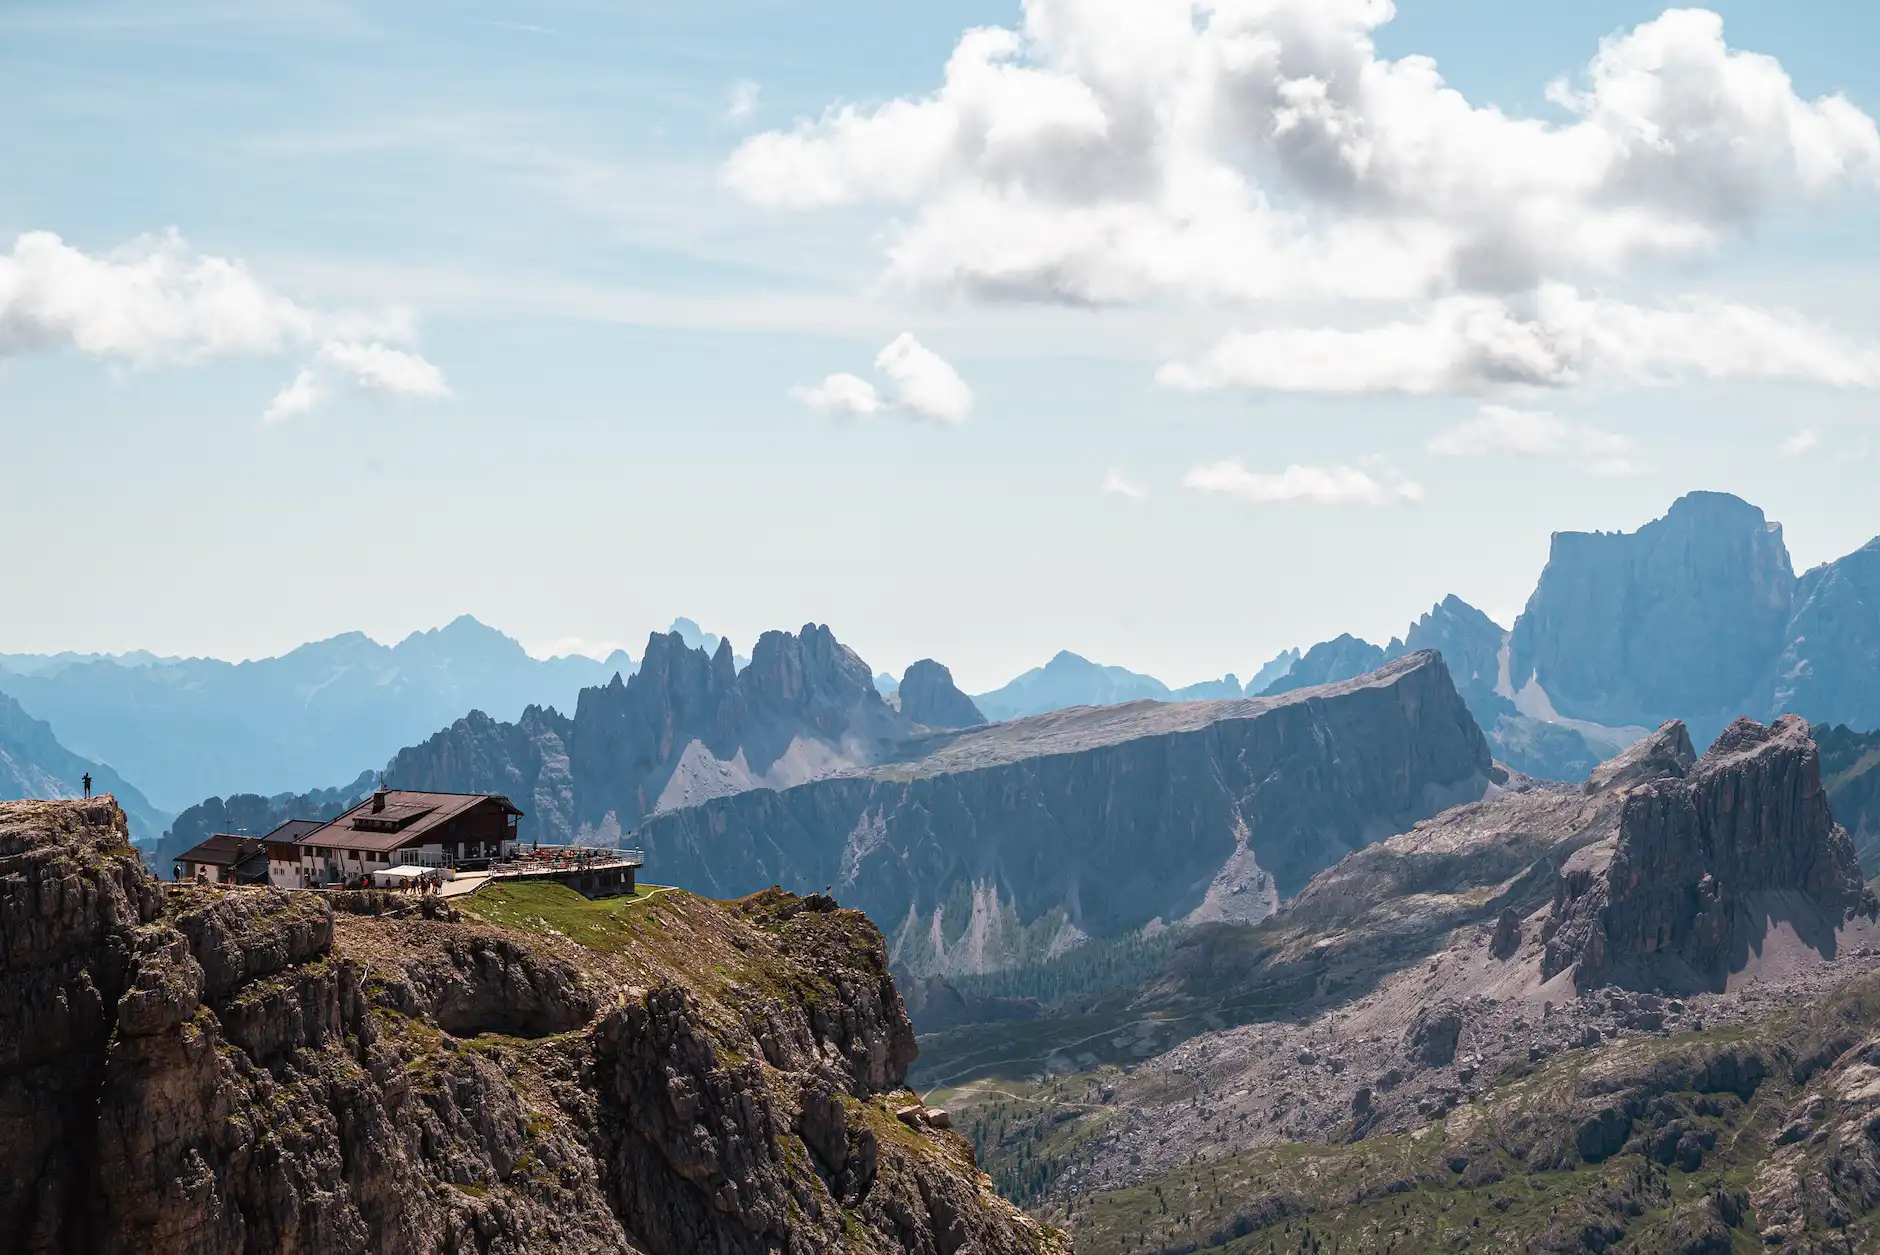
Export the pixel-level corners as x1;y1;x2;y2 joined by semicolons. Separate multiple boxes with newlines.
1508;492;1797;738
0;690;170;842
385;624;912;844
0;798;1062;1255
1542;715;1873;991
635;652;1498;977
896;660;985;730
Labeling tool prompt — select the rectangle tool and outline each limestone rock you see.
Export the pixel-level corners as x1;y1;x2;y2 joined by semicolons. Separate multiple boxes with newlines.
386;623;915;843
1542;715;1873;991
0;798;1062;1255
897;659;985;729
637;652;1498;977
1508;491;1796;738
1404;1001;1464;1067
1489;907;1522;960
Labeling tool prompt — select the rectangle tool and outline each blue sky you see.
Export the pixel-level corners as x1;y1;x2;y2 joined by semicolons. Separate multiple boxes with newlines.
3;0;1878;691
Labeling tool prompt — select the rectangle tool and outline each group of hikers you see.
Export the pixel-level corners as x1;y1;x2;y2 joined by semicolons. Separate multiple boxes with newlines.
166;864;448;893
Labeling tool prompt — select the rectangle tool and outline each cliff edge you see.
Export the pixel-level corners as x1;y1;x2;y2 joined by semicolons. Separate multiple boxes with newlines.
0;797;1063;1255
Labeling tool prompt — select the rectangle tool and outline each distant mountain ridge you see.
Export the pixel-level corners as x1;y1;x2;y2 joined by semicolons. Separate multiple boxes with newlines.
151;770;377;871
0;615;632;811
635;651;1498;978
971;650;1277;721
1239;493;1880;780
379;624;959;844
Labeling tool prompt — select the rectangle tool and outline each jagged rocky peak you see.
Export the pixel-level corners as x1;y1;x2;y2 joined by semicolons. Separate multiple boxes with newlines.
1582;719;1697;794
1261;633;1386;695
1543;714;1872;992
897;659;985;729
0;797;1063;1255
1509;491;1797;732
737;622;886;731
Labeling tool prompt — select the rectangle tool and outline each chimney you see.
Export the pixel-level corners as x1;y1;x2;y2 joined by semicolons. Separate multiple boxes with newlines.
372;788;387;813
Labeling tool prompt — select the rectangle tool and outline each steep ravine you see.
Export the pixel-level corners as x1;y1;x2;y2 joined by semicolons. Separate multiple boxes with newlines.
0;797;1064;1255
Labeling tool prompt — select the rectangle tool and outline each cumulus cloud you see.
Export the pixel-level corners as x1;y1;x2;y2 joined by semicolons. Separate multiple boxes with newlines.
725;5;1879;306
1428;404;1642;476
262;342;454;425
874;333;973;422
790;334;973;423
1158;287;1880;394
791;371;884;418
1183;458;1422;506
727;79;762;124
0;230;450;420
726;4;1880;396
1102;468;1148;501
263;370;322;424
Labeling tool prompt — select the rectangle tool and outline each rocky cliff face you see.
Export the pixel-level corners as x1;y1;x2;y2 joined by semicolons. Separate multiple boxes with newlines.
916;713;1880;1255
1543;715;1872;991
384;705;577;844
634;653;1497;977
1773;537;1880;728
896;661;984;730
0;798;1062;1255
1509;492;1797;737
1818;723;1880;874
383;625;911;845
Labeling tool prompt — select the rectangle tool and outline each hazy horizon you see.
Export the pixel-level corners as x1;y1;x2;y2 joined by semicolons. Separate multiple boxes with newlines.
5;1;1879;694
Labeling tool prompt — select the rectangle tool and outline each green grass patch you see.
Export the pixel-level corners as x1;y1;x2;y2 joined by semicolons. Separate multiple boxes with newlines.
457;880;668;953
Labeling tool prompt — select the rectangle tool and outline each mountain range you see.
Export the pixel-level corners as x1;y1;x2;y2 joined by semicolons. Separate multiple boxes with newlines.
377;626;990;845
971;648;1298;721
1230;492;1880;781
0;615;632;812
635;651;1497;978
927;712;1880;1253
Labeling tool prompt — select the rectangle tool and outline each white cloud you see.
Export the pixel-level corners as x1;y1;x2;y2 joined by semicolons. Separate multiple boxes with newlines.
1183;458;1423;506
725;6;1879;307
264;342;453;424
791;334;973;423
315;341;452;398
1158;286;1880;395
791;371;883;418
1428;404;1642;476
263;369;322;424
874;333;973;422
1102;468;1148;501
0;229;313;361
727;79;762;124
0;230;450;421
1781;428;1823;457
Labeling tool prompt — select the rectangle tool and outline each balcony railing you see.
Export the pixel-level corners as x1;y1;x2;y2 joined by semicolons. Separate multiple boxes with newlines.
490;847;644;877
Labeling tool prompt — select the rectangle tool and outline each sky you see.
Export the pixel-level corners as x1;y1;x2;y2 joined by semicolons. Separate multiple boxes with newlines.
3;0;1879;693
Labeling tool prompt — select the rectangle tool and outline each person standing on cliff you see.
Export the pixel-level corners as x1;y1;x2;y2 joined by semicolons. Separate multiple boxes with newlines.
81;772;92;798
